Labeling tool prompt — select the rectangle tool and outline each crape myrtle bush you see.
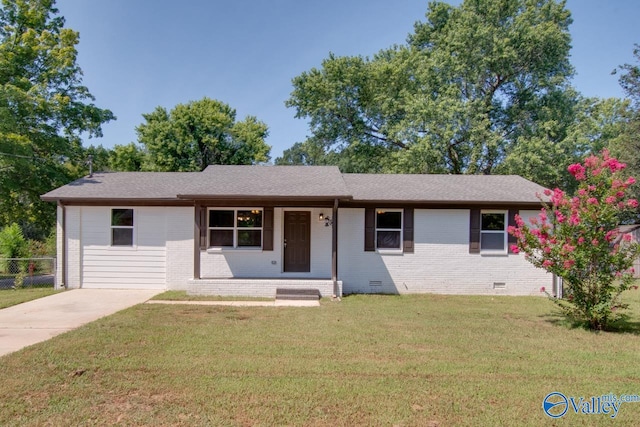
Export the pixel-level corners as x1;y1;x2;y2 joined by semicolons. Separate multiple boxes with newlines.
509;150;640;330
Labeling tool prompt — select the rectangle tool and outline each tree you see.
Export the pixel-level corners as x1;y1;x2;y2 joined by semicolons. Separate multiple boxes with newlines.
109;142;144;171
136;97;270;172
0;223;28;274
509;151;640;330
609;44;640;217
286;0;583;187
0;0;114;235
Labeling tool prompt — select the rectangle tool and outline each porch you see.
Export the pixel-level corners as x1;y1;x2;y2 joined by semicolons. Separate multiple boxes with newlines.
187;278;342;298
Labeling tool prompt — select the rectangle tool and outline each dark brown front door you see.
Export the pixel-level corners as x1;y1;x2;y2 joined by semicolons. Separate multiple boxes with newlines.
284;211;310;273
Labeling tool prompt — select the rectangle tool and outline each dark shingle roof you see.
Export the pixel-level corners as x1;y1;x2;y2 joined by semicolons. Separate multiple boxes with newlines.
41;166;546;204
182;165;350;198
342;174;546;203
41;166;350;201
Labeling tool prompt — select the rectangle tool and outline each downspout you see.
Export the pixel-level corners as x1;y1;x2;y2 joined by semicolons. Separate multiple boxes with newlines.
58;201;67;289
332;198;340;298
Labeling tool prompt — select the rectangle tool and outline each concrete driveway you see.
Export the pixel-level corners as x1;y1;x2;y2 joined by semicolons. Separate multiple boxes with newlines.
0;289;159;357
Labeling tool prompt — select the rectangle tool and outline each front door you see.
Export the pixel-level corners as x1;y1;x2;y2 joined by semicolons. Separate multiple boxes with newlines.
283;211;311;273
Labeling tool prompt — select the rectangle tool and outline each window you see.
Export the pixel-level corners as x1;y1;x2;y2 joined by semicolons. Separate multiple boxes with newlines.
111;209;134;246
376;209;402;250
480;211;507;253
209;209;263;248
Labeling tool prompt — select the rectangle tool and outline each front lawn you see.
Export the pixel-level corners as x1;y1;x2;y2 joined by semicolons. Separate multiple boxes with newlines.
0;288;59;309
1;292;639;425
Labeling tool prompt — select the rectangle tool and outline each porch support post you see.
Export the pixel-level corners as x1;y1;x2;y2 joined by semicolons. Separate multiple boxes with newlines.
193;202;201;280
58;201;67;289
331;198;339;297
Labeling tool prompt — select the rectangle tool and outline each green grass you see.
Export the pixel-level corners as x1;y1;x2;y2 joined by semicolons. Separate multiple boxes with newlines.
1;291;640;425
152;290;273;302
0;287;59;309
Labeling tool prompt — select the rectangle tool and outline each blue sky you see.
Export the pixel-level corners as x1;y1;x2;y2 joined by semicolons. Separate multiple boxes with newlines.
55;0;640;160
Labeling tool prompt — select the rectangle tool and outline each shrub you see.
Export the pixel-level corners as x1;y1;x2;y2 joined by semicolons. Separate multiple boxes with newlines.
509;151;640;330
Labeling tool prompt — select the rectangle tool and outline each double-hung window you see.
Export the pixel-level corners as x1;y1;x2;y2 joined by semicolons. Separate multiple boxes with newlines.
111;208;134;246
209;209;263;248
480;210;507;253
376;209;403;250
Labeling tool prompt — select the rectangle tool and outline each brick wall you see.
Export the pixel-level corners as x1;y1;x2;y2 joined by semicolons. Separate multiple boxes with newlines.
337;208;551;296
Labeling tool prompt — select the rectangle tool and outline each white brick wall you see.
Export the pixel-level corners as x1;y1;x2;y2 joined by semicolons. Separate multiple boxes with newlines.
187;279;339;298
337;208;551;296
165;207;195;290
64;206;82;289
199;208;332;279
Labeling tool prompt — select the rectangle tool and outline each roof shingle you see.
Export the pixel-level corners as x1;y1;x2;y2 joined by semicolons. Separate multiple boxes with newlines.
41;166;547;204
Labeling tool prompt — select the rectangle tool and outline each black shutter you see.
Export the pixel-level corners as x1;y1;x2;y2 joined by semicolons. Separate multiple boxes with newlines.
263;207;274;251
364;208;375;252
199;206;207;250
508;209;518;254
469;209;480;254
403;208;414;253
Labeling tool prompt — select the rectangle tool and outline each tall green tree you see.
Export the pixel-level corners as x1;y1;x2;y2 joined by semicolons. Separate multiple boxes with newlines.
285;0;583;187
610;44;640;215
0;0;114;236
137;97;270;172
109;142;144;172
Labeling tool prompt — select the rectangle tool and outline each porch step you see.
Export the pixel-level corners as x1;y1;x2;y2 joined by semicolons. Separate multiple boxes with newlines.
275;288;321;301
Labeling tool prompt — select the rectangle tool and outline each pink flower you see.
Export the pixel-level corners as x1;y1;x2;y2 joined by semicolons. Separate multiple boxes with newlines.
591;239;599;245
555;211;566;223
617;191;625;198
578;188;588;196
584;155;599;168
562;243;575;252
568;163;586;180
515;214;524;227
578;237;585;244
510;245;520;254
588;185;596;192
605;196;617;205
543;189;552;196
543;246;552;254
627;199;639;208
587;197;598;205
542;260;554;267
623;234;633;242
569;214;580;225
605;230;618;242
540;286;546;293
612;179;624;189
563;260;575;269
539;210;548;222
627;177;636;186
529;217;539;225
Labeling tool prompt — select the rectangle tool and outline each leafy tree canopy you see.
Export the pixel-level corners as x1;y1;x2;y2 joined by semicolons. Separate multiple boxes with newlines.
0;0;114;237
136;97;270;172
283;0;626;190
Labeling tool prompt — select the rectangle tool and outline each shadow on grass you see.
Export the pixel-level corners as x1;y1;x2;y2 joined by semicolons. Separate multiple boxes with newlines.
541;310;640;334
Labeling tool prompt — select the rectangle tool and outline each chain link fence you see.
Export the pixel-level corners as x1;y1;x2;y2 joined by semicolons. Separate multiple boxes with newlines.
0;258;56;289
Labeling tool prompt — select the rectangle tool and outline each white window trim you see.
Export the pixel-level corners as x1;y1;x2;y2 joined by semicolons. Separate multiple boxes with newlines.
375;208;403;253
480;210;507;255
110;208;135;248
208;208;263;250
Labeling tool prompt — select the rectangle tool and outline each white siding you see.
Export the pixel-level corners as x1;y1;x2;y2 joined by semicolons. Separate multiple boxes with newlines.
199;208;332;279
80;207;167;289
338;208;551;296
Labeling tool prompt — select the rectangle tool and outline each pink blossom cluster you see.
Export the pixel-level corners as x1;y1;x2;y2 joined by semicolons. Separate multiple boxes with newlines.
508;150;640;291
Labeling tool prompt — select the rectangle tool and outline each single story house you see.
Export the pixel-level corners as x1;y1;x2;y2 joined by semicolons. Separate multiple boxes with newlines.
41;165;556;297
